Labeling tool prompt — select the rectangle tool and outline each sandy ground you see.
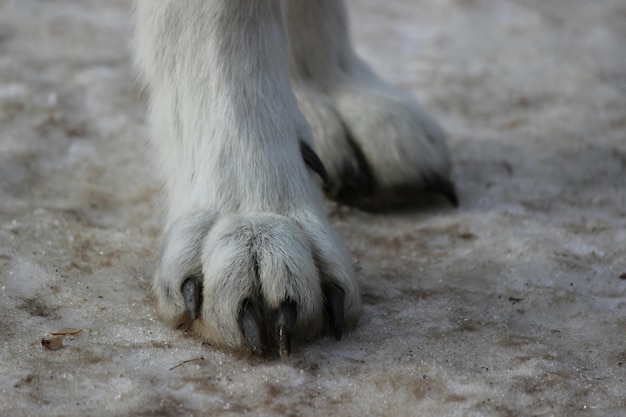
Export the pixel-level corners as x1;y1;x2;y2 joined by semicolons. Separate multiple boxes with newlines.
1;0;625;416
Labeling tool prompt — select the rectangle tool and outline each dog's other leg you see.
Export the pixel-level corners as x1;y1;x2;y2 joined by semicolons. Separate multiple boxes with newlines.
134;0;360;356
285;0;457;208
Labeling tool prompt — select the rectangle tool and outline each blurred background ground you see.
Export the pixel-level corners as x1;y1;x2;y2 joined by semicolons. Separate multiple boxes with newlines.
0;0;624;415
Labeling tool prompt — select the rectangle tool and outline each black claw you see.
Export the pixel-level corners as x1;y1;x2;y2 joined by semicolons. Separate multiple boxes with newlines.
300;140;330;187
424;173;458;207
324;284;345;341
239;301;264;355
276;301;298;360
182;276;202;320
342;124;374;194
332;123;376;205
341;158;372;193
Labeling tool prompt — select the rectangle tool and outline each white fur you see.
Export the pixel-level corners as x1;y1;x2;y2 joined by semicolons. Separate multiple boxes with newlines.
134;0;450;353
285;0;451;196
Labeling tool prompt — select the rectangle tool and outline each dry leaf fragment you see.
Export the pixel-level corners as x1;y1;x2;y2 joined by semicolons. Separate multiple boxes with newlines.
41;337;63;350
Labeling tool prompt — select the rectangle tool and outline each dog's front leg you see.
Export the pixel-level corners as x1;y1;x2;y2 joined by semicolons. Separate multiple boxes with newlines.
134;0;360;357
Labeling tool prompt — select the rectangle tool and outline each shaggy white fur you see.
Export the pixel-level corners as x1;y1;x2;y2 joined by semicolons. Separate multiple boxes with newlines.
134;0;452;355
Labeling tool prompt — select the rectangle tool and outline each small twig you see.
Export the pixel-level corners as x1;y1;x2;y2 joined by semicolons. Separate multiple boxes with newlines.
50;329;82;336
169;356;205;371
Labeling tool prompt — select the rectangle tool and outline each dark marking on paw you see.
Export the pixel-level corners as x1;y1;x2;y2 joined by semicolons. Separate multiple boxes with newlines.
424;172;458;207
300;140;330;187
276;301;297;360
181;276;202;320
239;300;264;355
324;283;345;341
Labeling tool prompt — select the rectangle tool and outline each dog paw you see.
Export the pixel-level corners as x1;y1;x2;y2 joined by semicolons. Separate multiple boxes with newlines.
152;208;360;358
292;59;457;209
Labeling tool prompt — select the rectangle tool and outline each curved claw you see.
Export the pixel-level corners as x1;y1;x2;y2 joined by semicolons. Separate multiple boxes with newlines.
300;140;330;187
276;301;298;360
239;301;264;355
338;126;374;198
324;283;345;341
181;276;202;320
424;172;458;207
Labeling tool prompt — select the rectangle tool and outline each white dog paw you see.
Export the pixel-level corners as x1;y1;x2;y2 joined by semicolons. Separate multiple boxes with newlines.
152;206;360;358
292;59;457;209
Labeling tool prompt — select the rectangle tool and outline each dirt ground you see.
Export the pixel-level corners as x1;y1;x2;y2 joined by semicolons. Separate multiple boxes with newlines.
1;0;624;416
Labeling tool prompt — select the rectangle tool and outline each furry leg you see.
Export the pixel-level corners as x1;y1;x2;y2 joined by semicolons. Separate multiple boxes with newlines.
134;0;360;355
